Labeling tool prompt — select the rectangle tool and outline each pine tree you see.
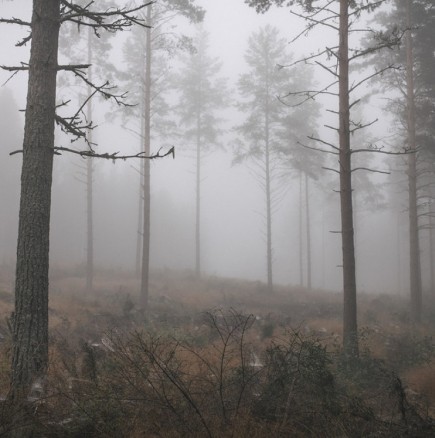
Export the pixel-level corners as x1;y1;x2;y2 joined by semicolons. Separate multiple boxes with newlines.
234;25;296;293
176;27;227;278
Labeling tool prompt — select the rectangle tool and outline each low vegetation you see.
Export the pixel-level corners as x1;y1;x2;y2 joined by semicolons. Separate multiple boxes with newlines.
1;267;435;437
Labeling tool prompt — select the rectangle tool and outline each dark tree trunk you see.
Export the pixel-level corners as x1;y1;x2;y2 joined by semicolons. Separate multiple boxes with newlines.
140;4;152;315
10;0;60;400
405;0;422;323
338;0;358;357
429;203;434;295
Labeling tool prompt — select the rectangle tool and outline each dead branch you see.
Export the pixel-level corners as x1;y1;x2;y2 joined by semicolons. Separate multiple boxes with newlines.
351;167;390;175
322;166;340;174
0;18;31;26
351;146;412;155
10;146;175;161
60;1;152;32
350;118;378;134
0;64;29;72
306;135;339;152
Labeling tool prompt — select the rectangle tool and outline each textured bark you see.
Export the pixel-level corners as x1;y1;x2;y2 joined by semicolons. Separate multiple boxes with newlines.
338;0;358;357
11;0;60;399
405;0;422;323
140;4;152;314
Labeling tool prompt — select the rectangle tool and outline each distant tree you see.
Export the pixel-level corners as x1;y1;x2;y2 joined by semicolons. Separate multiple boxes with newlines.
121;0;204;313
277;69;321;289
58;0;118;293
368;0;435;320
176;27;227;278
0;89;21;261
234;25;297;293
0;0;156;414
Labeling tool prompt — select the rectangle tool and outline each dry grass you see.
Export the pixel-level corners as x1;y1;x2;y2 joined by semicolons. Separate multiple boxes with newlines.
1;264;435;435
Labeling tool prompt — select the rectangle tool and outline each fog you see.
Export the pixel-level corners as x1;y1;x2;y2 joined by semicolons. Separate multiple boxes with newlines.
0;0;430;296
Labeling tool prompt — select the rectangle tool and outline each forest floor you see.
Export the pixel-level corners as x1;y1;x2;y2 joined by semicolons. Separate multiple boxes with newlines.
1;266;435;436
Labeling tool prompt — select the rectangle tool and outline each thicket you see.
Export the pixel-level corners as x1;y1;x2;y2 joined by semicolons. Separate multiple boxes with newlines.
1;307;434;437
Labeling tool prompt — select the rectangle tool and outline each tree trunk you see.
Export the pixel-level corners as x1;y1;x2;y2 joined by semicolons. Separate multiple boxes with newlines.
405;0;422;323
305;172;312;290
140;4;152;315
10;0;60;401
86;25;94;293
429;202;434;295
195;104;202;278
299;170;304;286
338;0;358;357
265;103;273;293
136;106;145;278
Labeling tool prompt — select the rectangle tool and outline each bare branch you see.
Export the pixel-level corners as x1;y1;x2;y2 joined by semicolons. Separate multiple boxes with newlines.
0;18;31;26
60;0;152;31
0;64;29;72
352;167;390;175
349;65;399;93
350;118;378;134
307;135;339;151
57;64;91;71
351;146;412;155
11;146;175;161
322;166;340;174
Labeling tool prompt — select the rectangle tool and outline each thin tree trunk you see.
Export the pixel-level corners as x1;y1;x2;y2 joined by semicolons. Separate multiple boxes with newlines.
140;4;152;315
338;0;358;357
10;0;60;403
299;170;304;286
405;0;422;323
195;108;201;278
265;96;273;293
305;172;312;290
86;25;94;293
135;107;145;278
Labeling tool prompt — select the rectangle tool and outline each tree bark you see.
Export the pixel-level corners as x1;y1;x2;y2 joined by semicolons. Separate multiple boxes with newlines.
338;0;358;357
405;0;422;323
140;4;152;315
429;202;434;295
10;0;60;400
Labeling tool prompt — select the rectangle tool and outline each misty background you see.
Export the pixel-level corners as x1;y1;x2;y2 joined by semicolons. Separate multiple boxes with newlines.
0;0;421;295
